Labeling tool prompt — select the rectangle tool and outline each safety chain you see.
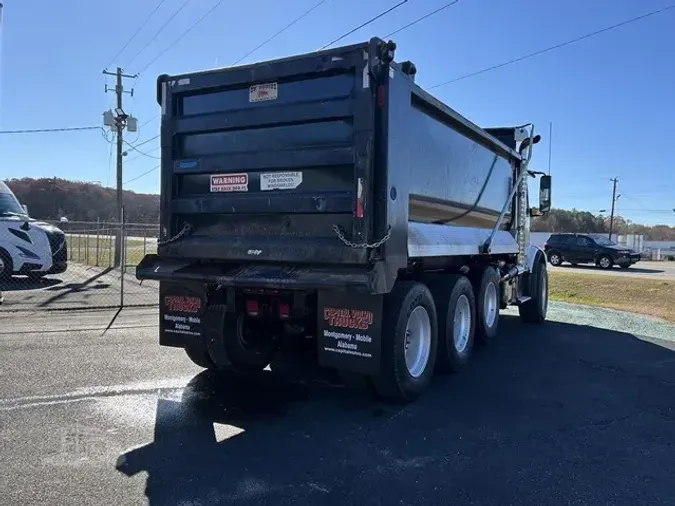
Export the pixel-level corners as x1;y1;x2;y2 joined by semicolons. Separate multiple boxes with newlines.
157;223;193;246
332;224;392;249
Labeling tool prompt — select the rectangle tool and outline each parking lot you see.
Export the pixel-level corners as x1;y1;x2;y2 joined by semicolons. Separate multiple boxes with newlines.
0;302;673;505
0;264;157;311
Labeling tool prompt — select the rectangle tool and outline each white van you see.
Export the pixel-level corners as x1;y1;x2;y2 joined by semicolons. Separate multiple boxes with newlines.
0;181;67;281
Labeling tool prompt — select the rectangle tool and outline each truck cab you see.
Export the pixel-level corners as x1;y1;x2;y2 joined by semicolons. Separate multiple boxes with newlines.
0;181;68;282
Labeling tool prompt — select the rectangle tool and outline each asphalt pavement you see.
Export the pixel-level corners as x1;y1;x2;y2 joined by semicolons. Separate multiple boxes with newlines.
0;303;673;505
550;260;675;280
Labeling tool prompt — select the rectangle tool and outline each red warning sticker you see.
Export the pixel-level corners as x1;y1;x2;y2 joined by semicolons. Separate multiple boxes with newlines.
210;173;249;192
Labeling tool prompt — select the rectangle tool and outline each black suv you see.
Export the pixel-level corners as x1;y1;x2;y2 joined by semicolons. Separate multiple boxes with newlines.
544;233;641;270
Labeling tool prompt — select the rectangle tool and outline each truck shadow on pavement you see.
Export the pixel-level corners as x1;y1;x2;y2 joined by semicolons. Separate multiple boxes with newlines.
116;316;675;505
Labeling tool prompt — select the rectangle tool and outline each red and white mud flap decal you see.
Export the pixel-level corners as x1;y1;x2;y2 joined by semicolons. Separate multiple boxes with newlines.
317;291;383;375
159;282;206;347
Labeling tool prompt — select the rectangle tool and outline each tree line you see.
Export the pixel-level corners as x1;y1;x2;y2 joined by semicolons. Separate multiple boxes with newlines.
532;208;675;241
5;178;159;224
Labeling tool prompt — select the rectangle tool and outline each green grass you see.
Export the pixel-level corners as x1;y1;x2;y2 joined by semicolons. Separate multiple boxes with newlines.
549;271;675;323
66;234;156;268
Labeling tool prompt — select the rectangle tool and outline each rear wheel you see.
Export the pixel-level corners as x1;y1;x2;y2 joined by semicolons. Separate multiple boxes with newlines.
428;275;476;373
185;345;218;369
222;314;278;373
519;260;548;324
473;267;500;344
372;282;438;403
548;251;562;266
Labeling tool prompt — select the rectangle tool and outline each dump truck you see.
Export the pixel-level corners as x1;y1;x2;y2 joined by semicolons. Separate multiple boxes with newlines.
137;38;553;403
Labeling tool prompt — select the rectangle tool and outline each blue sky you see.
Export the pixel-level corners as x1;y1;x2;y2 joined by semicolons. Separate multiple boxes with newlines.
0;0;673;225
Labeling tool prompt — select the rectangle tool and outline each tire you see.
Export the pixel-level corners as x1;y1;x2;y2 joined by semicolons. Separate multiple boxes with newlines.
597;255;613;270
221;313;278;373
427;275;476;373
548;251;562;266
27;272;47;281
0;249;13;284
620;264;630;270
472;267;499;345
185;345;218;369
372;281;438;403
519;260;548;324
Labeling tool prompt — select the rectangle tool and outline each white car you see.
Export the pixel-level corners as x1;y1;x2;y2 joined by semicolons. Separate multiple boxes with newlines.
0;181;68;281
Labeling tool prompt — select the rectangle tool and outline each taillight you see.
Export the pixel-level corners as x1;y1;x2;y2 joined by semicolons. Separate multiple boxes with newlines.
245;299;259;317
355;178;364;218
278;302;290;320
377;85;386;107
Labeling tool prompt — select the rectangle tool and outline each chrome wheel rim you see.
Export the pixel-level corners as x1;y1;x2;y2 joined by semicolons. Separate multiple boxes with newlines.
484;282;498;328
600;257;610;268
453;294;471;353
404;306;432;378
550;254;560;265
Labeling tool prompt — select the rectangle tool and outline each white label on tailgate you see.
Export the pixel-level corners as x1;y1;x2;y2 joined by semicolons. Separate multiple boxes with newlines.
210;173;249;192
249;82;278;102
260;171;303;191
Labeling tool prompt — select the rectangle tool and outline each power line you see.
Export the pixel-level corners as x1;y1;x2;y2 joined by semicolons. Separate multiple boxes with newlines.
383;0;459;38
137;0;227;75
126;0;193;68
429;4;675;89
124;165;160;185
130;134;160;149
319;0;409;50
123;139;161;159
231;0;330;66
126;146;160;164
0;126;101;134
104;0;169;69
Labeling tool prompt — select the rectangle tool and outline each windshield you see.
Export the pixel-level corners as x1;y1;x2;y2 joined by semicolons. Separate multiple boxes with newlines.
0;183;27;216
591;235;617;246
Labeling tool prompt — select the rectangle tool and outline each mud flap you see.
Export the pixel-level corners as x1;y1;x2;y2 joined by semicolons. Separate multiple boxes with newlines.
159;282;206;347
317;290;383;375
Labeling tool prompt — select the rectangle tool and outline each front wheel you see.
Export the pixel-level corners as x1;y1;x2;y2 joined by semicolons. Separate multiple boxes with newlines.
519;261;548;324
620;264;631;270
372;282;438;403
598;255;613;270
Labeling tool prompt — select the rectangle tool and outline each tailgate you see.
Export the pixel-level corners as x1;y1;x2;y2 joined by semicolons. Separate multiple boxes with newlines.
158;41;379;266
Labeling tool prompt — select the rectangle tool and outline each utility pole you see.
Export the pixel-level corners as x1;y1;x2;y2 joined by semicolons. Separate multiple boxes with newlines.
102;67;137;267
608;178;619;241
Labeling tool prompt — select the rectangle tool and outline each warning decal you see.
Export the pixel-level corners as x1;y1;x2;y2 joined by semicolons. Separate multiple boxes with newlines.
260;171;302;191
249;82;278;102
210;173;249;192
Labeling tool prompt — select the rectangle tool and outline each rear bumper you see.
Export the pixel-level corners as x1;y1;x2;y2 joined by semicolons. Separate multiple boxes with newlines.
136;254;379;293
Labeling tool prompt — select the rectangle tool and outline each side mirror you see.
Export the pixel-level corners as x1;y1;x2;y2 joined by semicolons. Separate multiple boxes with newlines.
529;207;543;217
539;175;551;214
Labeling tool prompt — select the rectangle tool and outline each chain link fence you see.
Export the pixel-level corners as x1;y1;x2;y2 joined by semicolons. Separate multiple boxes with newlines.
0;218;160;312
